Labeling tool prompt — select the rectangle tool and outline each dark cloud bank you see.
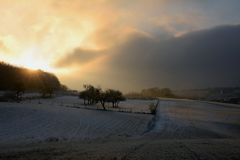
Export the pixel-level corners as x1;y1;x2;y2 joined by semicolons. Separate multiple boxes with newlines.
58;25;240;91
56;48;102;67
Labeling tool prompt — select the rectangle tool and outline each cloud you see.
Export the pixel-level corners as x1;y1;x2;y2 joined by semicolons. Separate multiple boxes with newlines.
0;0;240;90
59;25;240;91
108;25;240;90
55;48;104;67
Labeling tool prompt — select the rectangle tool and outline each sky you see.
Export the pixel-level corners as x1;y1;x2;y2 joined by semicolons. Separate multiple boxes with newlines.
0;0;240;92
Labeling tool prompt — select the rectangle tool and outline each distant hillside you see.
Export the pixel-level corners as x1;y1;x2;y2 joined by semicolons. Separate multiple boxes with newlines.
173;87;240;104
0;62;61;91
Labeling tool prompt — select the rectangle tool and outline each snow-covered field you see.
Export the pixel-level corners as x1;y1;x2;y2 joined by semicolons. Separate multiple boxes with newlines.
150;99;240;138
27;96;155;113
0;96;153;144
1;97;240;159
1;96;240;144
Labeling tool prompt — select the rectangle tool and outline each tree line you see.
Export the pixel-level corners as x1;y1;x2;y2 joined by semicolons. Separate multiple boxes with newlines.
125;87;175;99
79;85;126;110
0;62;64;101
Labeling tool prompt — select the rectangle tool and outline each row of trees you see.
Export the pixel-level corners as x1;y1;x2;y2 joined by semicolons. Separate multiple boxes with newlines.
79;85;125;110
141;87;175;98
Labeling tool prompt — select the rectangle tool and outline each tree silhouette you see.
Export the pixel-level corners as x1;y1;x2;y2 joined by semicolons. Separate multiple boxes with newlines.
13;81;25;102
105;89;125;108
0;61;62;94
79;85;126;109
79;85;101;105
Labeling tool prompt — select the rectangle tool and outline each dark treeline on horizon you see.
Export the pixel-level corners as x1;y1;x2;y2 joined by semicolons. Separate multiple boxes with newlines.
125;87;176;99
0;61;61;92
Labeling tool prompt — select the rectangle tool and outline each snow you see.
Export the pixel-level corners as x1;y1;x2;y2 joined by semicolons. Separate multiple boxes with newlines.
0;96;153;144
150;99;240;138
28;96;156;113
1;96;239;145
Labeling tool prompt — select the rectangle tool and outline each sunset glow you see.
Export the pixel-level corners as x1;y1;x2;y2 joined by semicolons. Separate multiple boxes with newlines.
19;47;51;71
